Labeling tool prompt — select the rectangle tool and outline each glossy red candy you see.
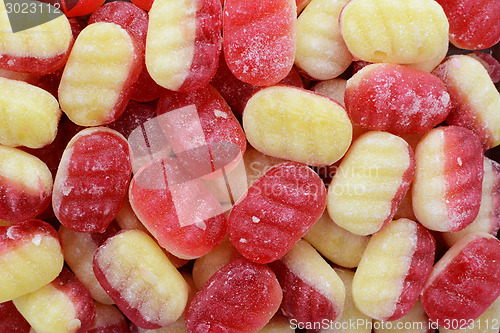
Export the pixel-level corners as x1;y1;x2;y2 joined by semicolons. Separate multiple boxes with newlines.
130;63;164;102
185;258;282;332
0;301;30;333
53;128;132;233
228;162;327;263
223;0;297;86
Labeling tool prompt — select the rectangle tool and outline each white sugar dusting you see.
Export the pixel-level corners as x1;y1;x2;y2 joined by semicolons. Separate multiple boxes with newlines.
195;220;207;230
239;238;247;243
31;234;42;246
213;109;228;119
252;216;260;223
67;319;81;330
457;157;462;166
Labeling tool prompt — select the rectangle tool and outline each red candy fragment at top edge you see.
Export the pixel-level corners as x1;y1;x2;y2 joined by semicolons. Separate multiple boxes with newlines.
223;0;297;86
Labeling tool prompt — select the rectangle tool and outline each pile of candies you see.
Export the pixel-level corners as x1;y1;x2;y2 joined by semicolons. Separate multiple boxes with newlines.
0;0;499;331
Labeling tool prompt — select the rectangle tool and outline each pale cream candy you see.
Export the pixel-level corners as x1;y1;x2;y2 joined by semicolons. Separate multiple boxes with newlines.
146;0;196;90
339;0;449;64
59;22;135;126
312;79;347;106
295;0;352;80
304;211;370;268
243;86;352;166
0;77;60;148
327;132;414;236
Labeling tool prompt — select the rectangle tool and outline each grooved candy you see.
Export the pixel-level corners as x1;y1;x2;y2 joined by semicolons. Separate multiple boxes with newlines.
327;132;415;236
146;0;222;92
0;146;53;223
412;126;484;232
58;22;143;126
269;240;346;327
352;219;435;321
53;127;132;233
229;162;326;263
345;63;452;135
339;0;449;64
422;233;500;327
93;230;189;329
87;302;129;333
223;0;297;86
0;0;73;74
442;157;500;246
59;223;120;304
373;300;431;333
185;258;282;332
0;301;31;333
294;0;352;80
243;86;352;166
0;77;61;149
432;55;500;150
435;0;500;50
304;211;370;268
13;267;96;333
130;62;164;102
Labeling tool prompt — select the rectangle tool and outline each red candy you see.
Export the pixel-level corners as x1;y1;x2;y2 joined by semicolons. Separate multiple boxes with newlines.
53;128;132;233
228;162;326;263
0;301;30;333
223;0;297;86
185;258;282;332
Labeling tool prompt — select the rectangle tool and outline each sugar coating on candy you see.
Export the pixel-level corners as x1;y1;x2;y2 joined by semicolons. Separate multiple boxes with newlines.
412;126;484;232
59;22;139;126
433;55;500;150
339;0;449;64
243;86;352;166
443;157;500;246
327;132;415;236
228;162;326;264
0;77;61;148
0;220;64;303
404;40;448;73
422;233;500;325
303;211;370;268
345;64;451;135
93;230;189;329
185;258;282;332
270;240;346;324
373;300;430;333
146;0;222;92
53;127;132;233
223;0;297;86
469;51;500;84
13;267;96;333
435;0;500;50
87;302;129;333
0;146;53;223
294;0;352;81
352;219;435;321
0;1;72;74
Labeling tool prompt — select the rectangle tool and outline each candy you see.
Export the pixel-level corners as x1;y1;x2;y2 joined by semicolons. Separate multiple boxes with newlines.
93;230;189;329
0;77;61;148
40;0;106;17
130;63;164;102
294;0;352;80
269;240;346;327
468;51;500;84
58;223;120;304
87;302;129;333
327;132;415;236
243;145;286;187
185;258;282;332
435;0;500;50
339;0;449;64
344;63;451;135
422;232;500;327
0;301;30;333
146;0;222;92
0;0;73;74
243;86;352;166
259;314;295;333
0;146;53;223
228;162;326;263
312;78;347;106
352;218;435;321
373;300;431;333
223;0;297;86
53;127;132;233
303;211;370;268
13;267;96;333
58;22;143;126
442;157;500;246
412;126;484;232
432;55;500;150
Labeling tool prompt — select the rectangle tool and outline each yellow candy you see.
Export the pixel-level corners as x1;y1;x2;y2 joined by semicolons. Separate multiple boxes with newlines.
0;77;60;148
243;86;352;166
59;22;136;126
327;132;414;236
295;0;352;80
339;0;449;64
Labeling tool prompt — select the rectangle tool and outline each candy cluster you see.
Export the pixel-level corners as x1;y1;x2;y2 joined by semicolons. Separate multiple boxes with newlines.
0;0;499;332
